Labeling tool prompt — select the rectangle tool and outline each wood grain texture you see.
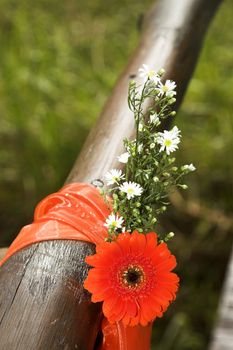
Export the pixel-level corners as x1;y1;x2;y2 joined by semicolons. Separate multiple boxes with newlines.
0;0;222;349
0;241;101;350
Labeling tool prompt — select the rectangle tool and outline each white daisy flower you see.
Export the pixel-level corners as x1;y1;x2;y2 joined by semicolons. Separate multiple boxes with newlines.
149;113;161;126
158;80;177;97
105;169;125;185
157;126;181;155
119;181;143;200
104;213;124;229
138;64;160;83
182;163;196;172
117;152;130;163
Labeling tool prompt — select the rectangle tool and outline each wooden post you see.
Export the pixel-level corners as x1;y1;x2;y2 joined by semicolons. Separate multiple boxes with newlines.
0;1;222;349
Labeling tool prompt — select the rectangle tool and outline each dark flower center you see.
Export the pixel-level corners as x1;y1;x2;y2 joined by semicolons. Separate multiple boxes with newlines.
126;269;141;284
121;265;145;288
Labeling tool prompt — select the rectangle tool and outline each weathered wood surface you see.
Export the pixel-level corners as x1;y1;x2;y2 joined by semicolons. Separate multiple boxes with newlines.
209;247;233;350
0;0;222;349
0;242;101;350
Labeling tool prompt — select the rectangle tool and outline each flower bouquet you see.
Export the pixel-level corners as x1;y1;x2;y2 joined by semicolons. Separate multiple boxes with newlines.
84;65;195;347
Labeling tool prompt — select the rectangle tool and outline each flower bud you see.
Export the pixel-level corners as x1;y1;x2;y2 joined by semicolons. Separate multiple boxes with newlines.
158;68;165;76
167;232;175;239
168;98;176;105
150;143;156;149
179;184;188;190
133;208;139;216
168;157;176;164
164;232;175;242
145;206;152;212
163;172;170;177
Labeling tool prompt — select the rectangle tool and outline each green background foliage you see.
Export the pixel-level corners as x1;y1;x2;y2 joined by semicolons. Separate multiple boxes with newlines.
0;0;232;349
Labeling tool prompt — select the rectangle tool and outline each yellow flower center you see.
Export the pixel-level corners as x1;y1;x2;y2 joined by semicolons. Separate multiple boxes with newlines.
164;139;172;147
111;221;118;227
127;188;135;194
162;85;169;92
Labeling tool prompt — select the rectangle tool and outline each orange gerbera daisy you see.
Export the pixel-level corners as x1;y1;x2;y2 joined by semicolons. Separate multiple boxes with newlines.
84;231;179;326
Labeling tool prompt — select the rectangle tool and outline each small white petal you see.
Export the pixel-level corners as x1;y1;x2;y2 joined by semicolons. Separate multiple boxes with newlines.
117;152;130;163
183;163;196;172
105;169;124;185
149;113;161;126
138;64;160;83
138;143;143;154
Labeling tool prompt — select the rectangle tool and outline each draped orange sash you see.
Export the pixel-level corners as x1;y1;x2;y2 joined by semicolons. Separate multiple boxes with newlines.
0;183;152;350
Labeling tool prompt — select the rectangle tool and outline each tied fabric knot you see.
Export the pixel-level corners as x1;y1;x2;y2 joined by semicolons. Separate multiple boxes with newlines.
0;183;152;350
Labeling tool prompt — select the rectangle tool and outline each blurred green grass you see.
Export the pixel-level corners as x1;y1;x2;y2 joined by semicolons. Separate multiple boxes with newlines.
0;0;232;349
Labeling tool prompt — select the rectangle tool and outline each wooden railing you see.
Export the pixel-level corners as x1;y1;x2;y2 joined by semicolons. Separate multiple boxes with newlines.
0;0;222;349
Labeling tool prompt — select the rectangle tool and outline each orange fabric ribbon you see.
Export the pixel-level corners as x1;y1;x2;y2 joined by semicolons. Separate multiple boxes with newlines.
0;183;152;349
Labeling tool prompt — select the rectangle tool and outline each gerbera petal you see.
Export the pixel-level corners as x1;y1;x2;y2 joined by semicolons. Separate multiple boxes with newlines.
144;232;158;256
154;286;175;301
146;232;158;247
150;295;169;312
116;232;131;254
130;231;146;254
108;298;127;322
156;272;179;283
140;299;156;323
152;243;171;261
127;299;138;318
85;254;110;267
121;303;139;326
156;255;177;272
103;295;121;315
